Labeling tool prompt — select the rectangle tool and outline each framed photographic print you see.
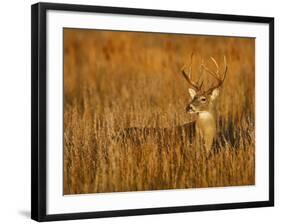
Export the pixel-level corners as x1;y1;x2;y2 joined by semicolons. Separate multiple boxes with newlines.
31;2;274;222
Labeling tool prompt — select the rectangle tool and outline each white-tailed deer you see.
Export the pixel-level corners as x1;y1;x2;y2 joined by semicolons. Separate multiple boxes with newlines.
115;54;227;152
182;53;227;152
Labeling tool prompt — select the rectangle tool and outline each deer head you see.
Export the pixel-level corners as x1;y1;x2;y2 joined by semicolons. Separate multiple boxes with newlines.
181;53;227;115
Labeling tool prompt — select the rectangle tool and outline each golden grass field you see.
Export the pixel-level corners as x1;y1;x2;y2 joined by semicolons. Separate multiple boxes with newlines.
63;28;255;195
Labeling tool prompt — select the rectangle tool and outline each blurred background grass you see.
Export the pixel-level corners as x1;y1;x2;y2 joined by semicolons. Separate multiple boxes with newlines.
63;28;255;194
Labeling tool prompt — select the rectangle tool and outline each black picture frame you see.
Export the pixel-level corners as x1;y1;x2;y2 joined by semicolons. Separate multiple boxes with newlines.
31;2;274;222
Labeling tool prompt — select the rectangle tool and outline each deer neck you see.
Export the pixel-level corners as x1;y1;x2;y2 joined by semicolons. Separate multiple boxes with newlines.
196;111;216;135
198;111;214;121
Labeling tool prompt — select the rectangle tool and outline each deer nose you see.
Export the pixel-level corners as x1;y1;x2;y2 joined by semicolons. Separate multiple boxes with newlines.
186;105;194;112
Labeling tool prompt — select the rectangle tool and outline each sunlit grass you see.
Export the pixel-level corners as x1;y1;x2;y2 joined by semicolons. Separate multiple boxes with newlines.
63;29;255;195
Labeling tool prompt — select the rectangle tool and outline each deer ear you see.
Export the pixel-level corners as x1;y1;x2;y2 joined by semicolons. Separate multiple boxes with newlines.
210;89;219;100
188;88;196;99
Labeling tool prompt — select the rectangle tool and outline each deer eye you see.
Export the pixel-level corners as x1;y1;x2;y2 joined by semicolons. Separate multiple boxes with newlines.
201;97;206;102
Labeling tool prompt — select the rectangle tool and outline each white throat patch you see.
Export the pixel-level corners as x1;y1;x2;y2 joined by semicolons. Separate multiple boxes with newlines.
198;111;213;121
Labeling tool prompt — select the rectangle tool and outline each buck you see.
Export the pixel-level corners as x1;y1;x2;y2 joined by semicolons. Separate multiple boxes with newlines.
115;54;227;152
182;54;227;152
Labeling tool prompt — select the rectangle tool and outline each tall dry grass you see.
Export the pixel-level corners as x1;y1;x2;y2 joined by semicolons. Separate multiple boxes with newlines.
63;29;255;195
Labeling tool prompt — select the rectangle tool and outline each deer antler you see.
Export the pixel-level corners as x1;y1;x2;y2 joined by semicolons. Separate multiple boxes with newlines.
202;56;227;94
181;53;203;91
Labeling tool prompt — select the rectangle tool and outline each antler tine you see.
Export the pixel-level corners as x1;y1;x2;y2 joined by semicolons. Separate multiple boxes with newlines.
223;55;228;78
199;59;205;89
199;80;204;90
210;57;219;74
203;55;228;94
201;63;217;78
181;53;201;91
219;55;227;83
